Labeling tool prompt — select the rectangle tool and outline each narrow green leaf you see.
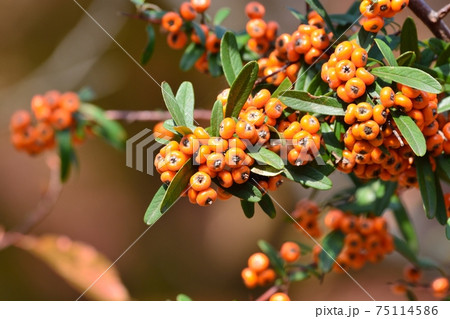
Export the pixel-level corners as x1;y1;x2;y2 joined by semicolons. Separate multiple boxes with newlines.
305;0;336;34
160;159;195;214
220;32;243;86
240;200;255;218
257;240;286;277
446;219;450;240
318;230;345;273
390;196;419;253
271;77;293;98
287;7;306;22
176;294;192;301
207;53;223;77
435;177;448;225
248;148;284;170
213;7;230;25
217;180;262;202
56;130;73;182
251;165;283;177
374;181;398;216
416;156;437;219
141;25;155;65
192;22;207;45
175;82;195;127
371;66;442;93
179;43;205;71
357;28;376;51
258;194;276;218
79;103;127;150
375;38;398;66
436;155;450;183
400;17;420;58
161;82;186;127
173;126;193;136
396;51;416;66
289;271;310;282
210;100;224;137
321;122;343;159
227;61;259;118
143;185;167;225
391;110;426;156
436;43;450;67
280;91;345;116
393;236;418;264
294;63;312;91
283;166;333;190
438;96;450;113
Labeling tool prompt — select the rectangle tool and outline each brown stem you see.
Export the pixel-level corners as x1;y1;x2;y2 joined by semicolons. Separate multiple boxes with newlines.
408;0;450;41
104;109;212;122
0;155;62;250
256;285;280;301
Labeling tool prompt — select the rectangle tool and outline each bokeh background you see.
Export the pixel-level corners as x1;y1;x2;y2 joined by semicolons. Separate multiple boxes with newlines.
0;0;449;301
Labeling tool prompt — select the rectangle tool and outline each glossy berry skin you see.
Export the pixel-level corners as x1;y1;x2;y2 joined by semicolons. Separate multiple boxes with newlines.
280;242;301;263
248;252;269;273
269;292;290;301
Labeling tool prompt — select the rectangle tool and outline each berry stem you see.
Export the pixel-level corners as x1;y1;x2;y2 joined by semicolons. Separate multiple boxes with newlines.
255;285;280;301
408;0;450;41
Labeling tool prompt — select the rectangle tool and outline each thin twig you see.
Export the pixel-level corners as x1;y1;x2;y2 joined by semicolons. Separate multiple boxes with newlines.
255;285;280;301
0;155;63;250
104;109;212;123
408;0;450;41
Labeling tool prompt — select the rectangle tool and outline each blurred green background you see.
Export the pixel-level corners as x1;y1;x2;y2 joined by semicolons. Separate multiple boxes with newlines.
0;0;449;301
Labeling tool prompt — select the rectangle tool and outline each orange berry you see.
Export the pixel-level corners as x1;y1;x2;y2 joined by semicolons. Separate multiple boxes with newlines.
345;77;366;100
196;187;217;206
245;1;265;19
241;267;258;289
190;0;210;13
50;108;72;130
300;114;320;134
59;92;80;113
190;171;212;191
180;2;197;21
246;19;267;38
431;277;449;295
167;31;188;50
248;252;270;273
403;265;422;283
231;166;250;184
161;12;183;33
10;110;32;132
280;242;301;263
380;87;395;107
269;292;290;301
258;268;276;286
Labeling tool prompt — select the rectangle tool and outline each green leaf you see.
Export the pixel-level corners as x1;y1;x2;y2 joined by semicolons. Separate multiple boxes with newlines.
173;126;193;136
435;177;448;225
175;82;195;127
294;64;313;91
400;17;420;58
371;66;442;93
220;32;243;86
213;7;230;25
131;0;145;5
357;28;376;51
391;110;426;157
160;159;195;214
305;0;336;35
436;155;450;183
240;200;255;218
251;165;283;177
141;25;155;65
289;271;310;282
180;43;205;71
321;122;343;159
390;196;419;253
217;180;262;202
436;43;450;67
446;219;450;240
396;51;416;66
393;236;418;264
375;38;398;66
257;240;286;277
210;100;224;137
416;156;437;219
287;7;306;22
318;230;345;273
226;61;259;118
280;91;345;116
161;82;187;127
143;185;167;225
283;166;333;190
207;53;223;77
271;77;293;98
56;130;73;182
438;96;450;113
176;294;192;301
79;103;127;150
258;194;276;219
248;147;284;170
192;22;207;45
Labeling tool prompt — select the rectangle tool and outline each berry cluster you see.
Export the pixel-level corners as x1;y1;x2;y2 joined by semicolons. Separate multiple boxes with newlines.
291;199;322;238
257;11;333;85
241;252;276;289
320;209;394;272
339;84;450;186
245;2;279;56
321;40;374;103
360;0;409;33
10;91;81;155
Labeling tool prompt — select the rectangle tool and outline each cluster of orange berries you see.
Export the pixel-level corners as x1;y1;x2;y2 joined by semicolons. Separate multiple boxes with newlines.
10;91;81;155
160;0;220;72
338;84;450;186
291;199;322;238
245;2;279;56
391;265;450;299
319;209;394;272
257;11;333;85
360;0;409;33
321;40;374;103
